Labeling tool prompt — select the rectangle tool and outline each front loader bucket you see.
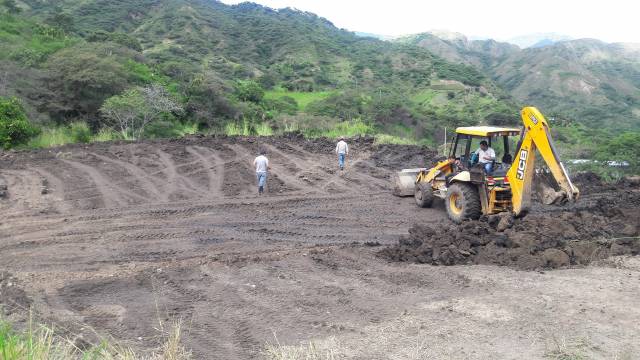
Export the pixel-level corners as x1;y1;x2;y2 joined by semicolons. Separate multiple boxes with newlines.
392;168;425;197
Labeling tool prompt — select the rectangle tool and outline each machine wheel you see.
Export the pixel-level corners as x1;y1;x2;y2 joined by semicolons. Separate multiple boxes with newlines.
445;183;481;223
414;183;434;208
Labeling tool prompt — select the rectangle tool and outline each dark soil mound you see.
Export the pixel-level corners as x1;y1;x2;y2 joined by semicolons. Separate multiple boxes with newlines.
370;144;438;170
571;171;640;195
381;190;640;270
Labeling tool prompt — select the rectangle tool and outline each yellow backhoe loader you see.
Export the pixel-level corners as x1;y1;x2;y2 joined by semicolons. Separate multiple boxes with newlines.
394;107;579;223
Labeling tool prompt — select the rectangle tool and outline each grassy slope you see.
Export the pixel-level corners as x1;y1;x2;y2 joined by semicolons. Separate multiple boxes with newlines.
0;13;77;64
398;34;640;131
264;89;335;111
0;1;562;150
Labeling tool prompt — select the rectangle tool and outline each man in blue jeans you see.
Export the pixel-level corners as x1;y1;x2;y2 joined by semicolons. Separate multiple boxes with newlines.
335;137;349;171
253;149;269;195
475;140;495;174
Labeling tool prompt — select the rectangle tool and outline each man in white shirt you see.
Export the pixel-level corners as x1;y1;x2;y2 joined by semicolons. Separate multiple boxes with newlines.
475;140;495;174
253;149;269;195
335;137;349;171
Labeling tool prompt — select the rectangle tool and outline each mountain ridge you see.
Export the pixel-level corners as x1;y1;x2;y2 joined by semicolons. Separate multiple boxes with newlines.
398;31;640;130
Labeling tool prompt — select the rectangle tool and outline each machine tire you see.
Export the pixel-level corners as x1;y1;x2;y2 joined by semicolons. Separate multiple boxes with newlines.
445;183;481;223
414;183;434;208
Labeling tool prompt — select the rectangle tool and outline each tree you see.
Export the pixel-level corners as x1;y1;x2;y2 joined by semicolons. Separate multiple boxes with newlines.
87;31;142;51
184;73;238;127
1;0;21;14
485;111;517;126
233;80;264;103
45;43;137;125
100;85;182;139
0;97;39;149
596;132;640;171
46;10;75;34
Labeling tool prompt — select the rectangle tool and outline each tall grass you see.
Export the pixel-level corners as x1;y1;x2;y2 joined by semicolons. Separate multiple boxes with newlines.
303;119;376;139
264;337;338;360
25;121;203;150
224;121;274;136
373;134;418;145
26;123;122;149
0;317;191;360
0;320;77;360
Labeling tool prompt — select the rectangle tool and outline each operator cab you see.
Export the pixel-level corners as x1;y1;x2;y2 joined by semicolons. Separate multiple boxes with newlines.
449;126;520;177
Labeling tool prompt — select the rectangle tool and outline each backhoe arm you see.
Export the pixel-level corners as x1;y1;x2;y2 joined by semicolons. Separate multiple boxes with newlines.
507;107;580;215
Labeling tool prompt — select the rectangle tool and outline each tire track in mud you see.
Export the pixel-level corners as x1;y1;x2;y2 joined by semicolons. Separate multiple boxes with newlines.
62;159;146;208
155;149;206;200
0;136;445;359
185;146;225;198
89;153;165;201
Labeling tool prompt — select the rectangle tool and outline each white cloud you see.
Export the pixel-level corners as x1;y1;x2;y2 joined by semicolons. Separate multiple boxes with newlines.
220;0;639;43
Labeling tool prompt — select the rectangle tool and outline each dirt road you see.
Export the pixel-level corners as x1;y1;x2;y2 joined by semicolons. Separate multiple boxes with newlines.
0;136;638;359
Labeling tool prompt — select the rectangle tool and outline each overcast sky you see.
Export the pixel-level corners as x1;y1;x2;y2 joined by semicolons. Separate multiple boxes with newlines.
220;0;639;43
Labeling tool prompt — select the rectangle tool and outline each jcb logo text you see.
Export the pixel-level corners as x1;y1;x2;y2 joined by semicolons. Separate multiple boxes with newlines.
516;150;528;180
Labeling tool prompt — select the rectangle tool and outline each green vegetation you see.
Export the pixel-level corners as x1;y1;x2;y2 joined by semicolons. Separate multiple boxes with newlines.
100;84;182;140
374;134;424;145
26;123;121;149
0;1;635;173
303;119;375;138
0;13;76;66
0;317;191;359
0;97;39;149
595;132;640;169
0;1;518;150
399;33;640;132
264;89;335;111
224;121;273;136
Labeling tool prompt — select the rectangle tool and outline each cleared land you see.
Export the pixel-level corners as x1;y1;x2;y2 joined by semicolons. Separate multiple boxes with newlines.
0;136;638;359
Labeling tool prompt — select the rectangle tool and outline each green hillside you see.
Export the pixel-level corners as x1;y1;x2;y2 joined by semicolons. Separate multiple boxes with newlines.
0;0;522;148
398;32;640;131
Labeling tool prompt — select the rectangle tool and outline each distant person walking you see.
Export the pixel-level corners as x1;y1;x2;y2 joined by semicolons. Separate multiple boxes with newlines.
253;149;269;195
335;137;349;171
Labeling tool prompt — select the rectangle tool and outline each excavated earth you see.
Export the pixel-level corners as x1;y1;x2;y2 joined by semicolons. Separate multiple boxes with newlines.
0;135;639;359
381;181;640;270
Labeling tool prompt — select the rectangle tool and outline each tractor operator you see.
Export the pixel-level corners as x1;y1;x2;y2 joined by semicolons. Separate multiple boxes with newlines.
475;140;495;174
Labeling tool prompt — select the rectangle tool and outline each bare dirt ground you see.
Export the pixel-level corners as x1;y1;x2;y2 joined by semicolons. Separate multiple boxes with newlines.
0;135;639;359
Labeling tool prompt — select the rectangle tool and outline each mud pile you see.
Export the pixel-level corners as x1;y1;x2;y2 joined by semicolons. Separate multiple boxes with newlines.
381;186;640;270
370;144;438;170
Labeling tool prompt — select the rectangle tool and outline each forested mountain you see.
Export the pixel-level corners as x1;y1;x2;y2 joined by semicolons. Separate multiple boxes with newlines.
1;0;637;167
1;0;520;145
398;32;640;130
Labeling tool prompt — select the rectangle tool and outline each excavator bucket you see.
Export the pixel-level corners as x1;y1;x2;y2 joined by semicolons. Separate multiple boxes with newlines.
534;170;568;205
392;168;425;197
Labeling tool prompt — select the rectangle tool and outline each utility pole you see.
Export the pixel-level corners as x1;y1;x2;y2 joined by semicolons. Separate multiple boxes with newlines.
444;127;447;156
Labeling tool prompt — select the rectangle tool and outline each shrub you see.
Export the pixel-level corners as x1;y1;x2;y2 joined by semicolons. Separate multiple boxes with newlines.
595;132;640;172
100;85;182;140
0;97;39;149
233;80;265;103
69;122;92;143
261;96;298;115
